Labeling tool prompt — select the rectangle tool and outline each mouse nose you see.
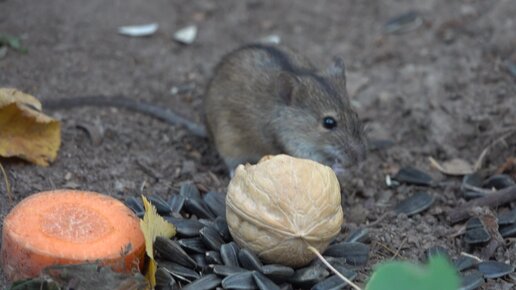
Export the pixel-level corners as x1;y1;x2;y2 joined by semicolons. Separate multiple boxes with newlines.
346;140;367;165
356;143;367;163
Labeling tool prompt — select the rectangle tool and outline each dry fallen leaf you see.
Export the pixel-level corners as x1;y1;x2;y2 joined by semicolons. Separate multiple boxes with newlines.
429;157;474;176
0;88;61;166
139;195;175;289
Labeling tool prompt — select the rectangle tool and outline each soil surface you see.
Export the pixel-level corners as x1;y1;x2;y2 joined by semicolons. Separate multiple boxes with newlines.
1;0;515;289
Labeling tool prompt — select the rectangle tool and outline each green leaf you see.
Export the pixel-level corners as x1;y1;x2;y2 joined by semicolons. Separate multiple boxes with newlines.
366;255;460;290
0;34;28;53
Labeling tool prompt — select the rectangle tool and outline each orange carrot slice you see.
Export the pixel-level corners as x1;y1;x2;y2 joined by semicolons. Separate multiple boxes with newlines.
0;189;145;282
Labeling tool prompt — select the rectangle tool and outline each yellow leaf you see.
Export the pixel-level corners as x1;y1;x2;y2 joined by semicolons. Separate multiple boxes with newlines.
139;195;176;289
145;259;157;289
0;88;42;110
0;88;61;166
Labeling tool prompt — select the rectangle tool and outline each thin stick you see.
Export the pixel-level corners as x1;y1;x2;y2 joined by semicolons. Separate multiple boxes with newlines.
375;241;397;256
367;212;391;227
0;161;13;203
307;246;362;290
392;237;407;259
448;185;516;223
474;130;516;171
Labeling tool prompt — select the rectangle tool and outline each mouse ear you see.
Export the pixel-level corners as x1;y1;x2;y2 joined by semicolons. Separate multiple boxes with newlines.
276;72;296;105
325;57;347;82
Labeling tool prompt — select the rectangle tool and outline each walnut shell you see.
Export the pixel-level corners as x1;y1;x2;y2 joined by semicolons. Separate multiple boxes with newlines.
226;154;344;267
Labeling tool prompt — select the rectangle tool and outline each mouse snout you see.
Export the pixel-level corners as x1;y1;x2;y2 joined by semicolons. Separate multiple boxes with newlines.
325;140;367;170
351;140;367;164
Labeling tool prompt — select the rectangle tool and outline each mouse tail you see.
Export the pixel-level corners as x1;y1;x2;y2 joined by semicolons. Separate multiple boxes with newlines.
42;96;207;137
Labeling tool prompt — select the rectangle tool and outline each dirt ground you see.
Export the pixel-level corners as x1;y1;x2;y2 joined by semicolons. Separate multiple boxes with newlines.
1;0;515;289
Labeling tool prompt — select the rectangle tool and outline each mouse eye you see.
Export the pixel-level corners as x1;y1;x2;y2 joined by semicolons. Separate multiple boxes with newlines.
322;116;337;130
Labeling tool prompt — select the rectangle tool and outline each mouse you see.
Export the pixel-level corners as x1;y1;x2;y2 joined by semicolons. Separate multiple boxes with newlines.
43;43;367;175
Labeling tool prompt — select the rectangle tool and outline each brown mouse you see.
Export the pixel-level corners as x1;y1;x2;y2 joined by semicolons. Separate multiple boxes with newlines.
43;44;367;174
204;44;367;174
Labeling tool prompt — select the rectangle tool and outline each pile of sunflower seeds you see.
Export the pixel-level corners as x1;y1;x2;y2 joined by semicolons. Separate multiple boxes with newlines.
125;183;370;290
126;169;516;290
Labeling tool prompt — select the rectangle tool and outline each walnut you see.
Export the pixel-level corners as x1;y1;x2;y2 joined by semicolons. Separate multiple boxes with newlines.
226;155;344;267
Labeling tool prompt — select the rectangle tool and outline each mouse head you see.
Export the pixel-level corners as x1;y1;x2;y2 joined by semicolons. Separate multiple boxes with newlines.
271;58;367;174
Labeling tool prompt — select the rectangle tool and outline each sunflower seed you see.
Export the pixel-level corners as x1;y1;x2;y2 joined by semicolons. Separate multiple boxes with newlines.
239;248;263;271
392;167;432;186
165;217;203;237
213;265;247;276
214;217;232;241
464;191;488;199
155;237;197;269
394;191;434;216
323;242;369;266
160;261;200;281
185;198;217;220
498;208;516;225
221;242;241;267
155;267;178;290
181;274;221;290
222;271;257;290
261;264;295;282
168;195;186;214
289;264;329;288
311;269;357;290
482;174;515;190
466;217;483;229
125;196;144;212
499;223;516;238
180;182;201;199
253;271;281;290
203;191;226;217
279;283;294;290
199;218;215;228
454;254;479;272
459;270;484;290
462;173;492;196
478;261;514;279
464;218;490;245
147;195;172;214
200;226;224;251
206;251;223;265
193;254;208;269
384;11;423;34
178;238;207;254
464;228;491;245
125;197;145;217
344;228;369;243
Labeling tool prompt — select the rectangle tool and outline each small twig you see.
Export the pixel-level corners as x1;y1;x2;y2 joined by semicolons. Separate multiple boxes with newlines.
474;130;516;171
135;159;162;180
448;185;516;223
0;161;13;203
374;241;397;257
392;237;407;259
307;246;362;290
367;212;391;227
